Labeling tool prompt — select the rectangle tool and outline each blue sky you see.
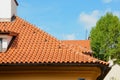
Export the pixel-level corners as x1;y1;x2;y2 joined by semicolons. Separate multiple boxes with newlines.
17;0;120;40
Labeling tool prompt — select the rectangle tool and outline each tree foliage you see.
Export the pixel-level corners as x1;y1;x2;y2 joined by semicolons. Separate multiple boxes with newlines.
90;13;120;64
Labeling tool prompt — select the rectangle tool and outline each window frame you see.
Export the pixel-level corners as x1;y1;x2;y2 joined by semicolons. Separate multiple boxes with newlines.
0;35;13;52
0;38;2;52
78;78;85;80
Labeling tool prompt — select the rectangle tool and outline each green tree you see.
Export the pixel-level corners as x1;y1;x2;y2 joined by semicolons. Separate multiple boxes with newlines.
90;13;120;64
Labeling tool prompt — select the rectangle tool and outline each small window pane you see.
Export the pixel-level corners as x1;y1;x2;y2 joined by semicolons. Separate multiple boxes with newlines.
0;38;2;52
78;78;85;80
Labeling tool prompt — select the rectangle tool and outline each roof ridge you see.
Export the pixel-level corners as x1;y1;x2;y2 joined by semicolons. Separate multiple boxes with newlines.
62;40;90;41
0;16;59;42
16;16;59;42
62;40;92;53
60;40;91;55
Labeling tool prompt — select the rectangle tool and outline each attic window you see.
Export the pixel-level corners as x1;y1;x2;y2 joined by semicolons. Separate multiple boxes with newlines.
0;36;12;52
78;78;85;80
0;32;17;52
0;38;2;51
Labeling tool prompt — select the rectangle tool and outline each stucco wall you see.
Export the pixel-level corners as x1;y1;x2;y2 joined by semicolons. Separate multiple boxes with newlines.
0;71;98;80
0;0;17;21
0;66;101;80
11;0;17;16
0;0;11;18
104;64;120;80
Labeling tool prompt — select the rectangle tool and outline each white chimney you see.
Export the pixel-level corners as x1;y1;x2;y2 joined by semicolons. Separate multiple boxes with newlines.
0;0;18;22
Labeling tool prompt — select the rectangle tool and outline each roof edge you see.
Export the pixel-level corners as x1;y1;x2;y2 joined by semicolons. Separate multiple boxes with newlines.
0;31;18;36
0;62;109;66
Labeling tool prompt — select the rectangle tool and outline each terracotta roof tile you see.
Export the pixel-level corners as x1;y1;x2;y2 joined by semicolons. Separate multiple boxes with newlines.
62;40;93;56
0;16;108;66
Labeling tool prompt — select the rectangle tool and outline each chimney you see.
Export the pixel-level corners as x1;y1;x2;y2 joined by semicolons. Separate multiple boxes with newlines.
0;0;18;22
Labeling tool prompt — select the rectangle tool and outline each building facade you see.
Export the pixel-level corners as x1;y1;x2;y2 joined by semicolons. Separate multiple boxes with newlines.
0;0;110;80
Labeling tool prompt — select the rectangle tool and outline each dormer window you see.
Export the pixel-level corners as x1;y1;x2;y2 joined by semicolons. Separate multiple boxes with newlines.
0;38;2;51
0;32;17;52
78;78;85;80
0;35;13;52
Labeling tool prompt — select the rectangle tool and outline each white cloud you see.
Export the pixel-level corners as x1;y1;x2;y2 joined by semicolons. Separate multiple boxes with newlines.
79;10;100;30
62;34;76;40
104;9;120;17
102;0;112;3
79;9;120;31
113;11;120;17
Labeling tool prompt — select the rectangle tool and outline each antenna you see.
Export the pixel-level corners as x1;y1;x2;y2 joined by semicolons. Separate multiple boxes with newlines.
85;29;88;40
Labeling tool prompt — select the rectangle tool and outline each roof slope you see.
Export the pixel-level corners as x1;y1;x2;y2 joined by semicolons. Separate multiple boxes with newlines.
62;40;92;54
0;17;108;65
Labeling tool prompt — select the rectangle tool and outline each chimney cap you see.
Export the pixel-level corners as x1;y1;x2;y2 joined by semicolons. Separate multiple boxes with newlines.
14;0;18;6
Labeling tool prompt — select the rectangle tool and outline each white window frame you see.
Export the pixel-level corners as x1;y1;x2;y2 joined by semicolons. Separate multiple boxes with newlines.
0;38;2;52
0;35;12;52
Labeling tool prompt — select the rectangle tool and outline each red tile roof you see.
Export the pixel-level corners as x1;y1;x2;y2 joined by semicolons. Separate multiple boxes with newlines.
62;40;93;56
0;16;108;66
62;40;91;52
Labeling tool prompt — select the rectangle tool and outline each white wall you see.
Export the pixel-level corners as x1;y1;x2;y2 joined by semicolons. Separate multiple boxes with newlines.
0;0;11;18
11;0;17;17
0;0;17;21
104;64;120;80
